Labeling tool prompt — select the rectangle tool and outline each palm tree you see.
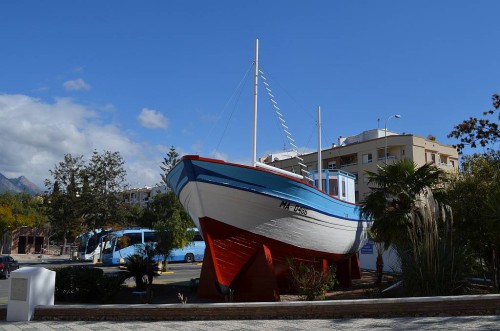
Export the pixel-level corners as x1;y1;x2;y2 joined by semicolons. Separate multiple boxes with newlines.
360;159;445;250
360;159;447;291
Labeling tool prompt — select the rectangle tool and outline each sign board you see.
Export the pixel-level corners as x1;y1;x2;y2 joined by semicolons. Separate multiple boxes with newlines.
360;241;374;254
10;278;28;301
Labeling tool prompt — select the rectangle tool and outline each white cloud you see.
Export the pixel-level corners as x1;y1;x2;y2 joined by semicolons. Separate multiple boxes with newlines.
138;108;169;129
210;150;228;161
0;94;161;189
63;78;91;91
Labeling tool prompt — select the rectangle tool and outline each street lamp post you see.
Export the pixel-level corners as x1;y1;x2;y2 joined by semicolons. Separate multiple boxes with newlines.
384;114;401;165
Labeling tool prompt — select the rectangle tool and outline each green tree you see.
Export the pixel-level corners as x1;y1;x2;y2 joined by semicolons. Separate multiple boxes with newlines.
45;151;128;255
160;146;179;185
141;191;194;270
0;192;48;253
447;152;500;292
83;150;126;230
448;94;500;153
45;154;85;254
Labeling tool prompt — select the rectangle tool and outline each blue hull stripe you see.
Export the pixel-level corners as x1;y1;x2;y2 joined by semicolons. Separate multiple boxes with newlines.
167;157;366;223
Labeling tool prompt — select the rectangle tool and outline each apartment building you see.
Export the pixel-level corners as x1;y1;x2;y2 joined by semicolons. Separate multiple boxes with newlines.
265;129;459;202
120;187;153;208
119;185;169;208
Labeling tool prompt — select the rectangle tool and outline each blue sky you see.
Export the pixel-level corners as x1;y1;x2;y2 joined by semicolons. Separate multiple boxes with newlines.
1;1;499;188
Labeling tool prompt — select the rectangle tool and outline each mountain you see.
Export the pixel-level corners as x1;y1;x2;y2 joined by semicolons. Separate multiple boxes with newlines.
0;172;43;195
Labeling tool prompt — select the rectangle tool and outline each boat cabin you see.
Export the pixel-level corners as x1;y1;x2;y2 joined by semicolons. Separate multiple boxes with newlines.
310;169;356;203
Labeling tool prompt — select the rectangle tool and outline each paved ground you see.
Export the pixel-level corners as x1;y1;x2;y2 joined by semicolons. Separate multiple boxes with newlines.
0;316;499;330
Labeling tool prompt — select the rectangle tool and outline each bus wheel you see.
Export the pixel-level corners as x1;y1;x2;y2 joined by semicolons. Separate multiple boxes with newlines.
185;253;194;263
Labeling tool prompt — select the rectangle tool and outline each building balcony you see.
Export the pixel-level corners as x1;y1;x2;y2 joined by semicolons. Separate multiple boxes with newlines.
377;155;397;161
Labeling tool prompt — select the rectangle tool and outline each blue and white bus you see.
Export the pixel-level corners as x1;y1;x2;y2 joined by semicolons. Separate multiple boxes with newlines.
101;228;205;265
76;230;110;261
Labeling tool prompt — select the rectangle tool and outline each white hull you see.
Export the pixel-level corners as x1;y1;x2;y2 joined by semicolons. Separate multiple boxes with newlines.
179;181;369;256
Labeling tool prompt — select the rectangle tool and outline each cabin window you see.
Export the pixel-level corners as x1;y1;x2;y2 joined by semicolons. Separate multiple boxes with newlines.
329;179;338;196
342;180;346;198
314;179;327;190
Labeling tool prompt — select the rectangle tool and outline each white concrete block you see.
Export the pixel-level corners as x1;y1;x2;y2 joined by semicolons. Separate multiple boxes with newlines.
7;267;56;321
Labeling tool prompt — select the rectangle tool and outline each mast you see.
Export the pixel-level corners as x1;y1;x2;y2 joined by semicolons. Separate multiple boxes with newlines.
252;39;259;167
317;106;322;190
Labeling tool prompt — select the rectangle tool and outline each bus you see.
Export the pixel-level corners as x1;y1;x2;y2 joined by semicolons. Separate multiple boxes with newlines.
76;230;110;261
101;228;205;265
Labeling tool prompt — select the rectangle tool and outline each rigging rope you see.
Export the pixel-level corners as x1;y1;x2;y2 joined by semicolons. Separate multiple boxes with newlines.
258;67;311;181
204;62;253;155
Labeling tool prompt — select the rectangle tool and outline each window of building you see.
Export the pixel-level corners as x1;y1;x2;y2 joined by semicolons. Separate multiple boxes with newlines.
362;153;373;164
431;153;436;163
340;154;358;167
377;149;386;160
327;161;337;170
401;148;405;156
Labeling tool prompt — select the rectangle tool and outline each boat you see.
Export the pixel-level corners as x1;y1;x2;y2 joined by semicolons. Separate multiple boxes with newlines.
166;40;371;301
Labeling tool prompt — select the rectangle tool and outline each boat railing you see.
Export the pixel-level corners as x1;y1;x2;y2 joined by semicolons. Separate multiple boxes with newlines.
255;161;305;180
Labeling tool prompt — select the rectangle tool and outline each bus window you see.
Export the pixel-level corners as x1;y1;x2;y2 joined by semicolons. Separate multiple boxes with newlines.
144;231;159;243
116;233;142;250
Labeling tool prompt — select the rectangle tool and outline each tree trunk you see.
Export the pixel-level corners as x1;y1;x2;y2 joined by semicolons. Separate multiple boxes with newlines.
146;262;154;303
376;253;384;285
60;237;67;255
163;257;168;272
492;247;500;293
135;276;145;290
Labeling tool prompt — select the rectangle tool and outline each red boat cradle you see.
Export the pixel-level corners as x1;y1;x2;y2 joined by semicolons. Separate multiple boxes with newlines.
198;217;361;302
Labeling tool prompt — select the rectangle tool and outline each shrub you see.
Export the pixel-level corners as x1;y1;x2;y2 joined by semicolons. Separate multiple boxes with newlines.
287;259;338;301
125;244;159;290
98;272;129;303
51;266;126;303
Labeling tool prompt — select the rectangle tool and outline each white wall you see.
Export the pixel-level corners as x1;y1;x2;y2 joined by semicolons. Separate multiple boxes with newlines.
358;240;401;273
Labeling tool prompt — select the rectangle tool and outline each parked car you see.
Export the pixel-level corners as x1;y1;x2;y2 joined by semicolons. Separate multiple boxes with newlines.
0;256;19;279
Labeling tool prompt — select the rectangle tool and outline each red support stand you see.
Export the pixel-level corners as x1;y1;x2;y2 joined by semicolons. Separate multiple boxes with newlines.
197;243;225;300
335;254;362;287
231;244;280;302
197;217;355;301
